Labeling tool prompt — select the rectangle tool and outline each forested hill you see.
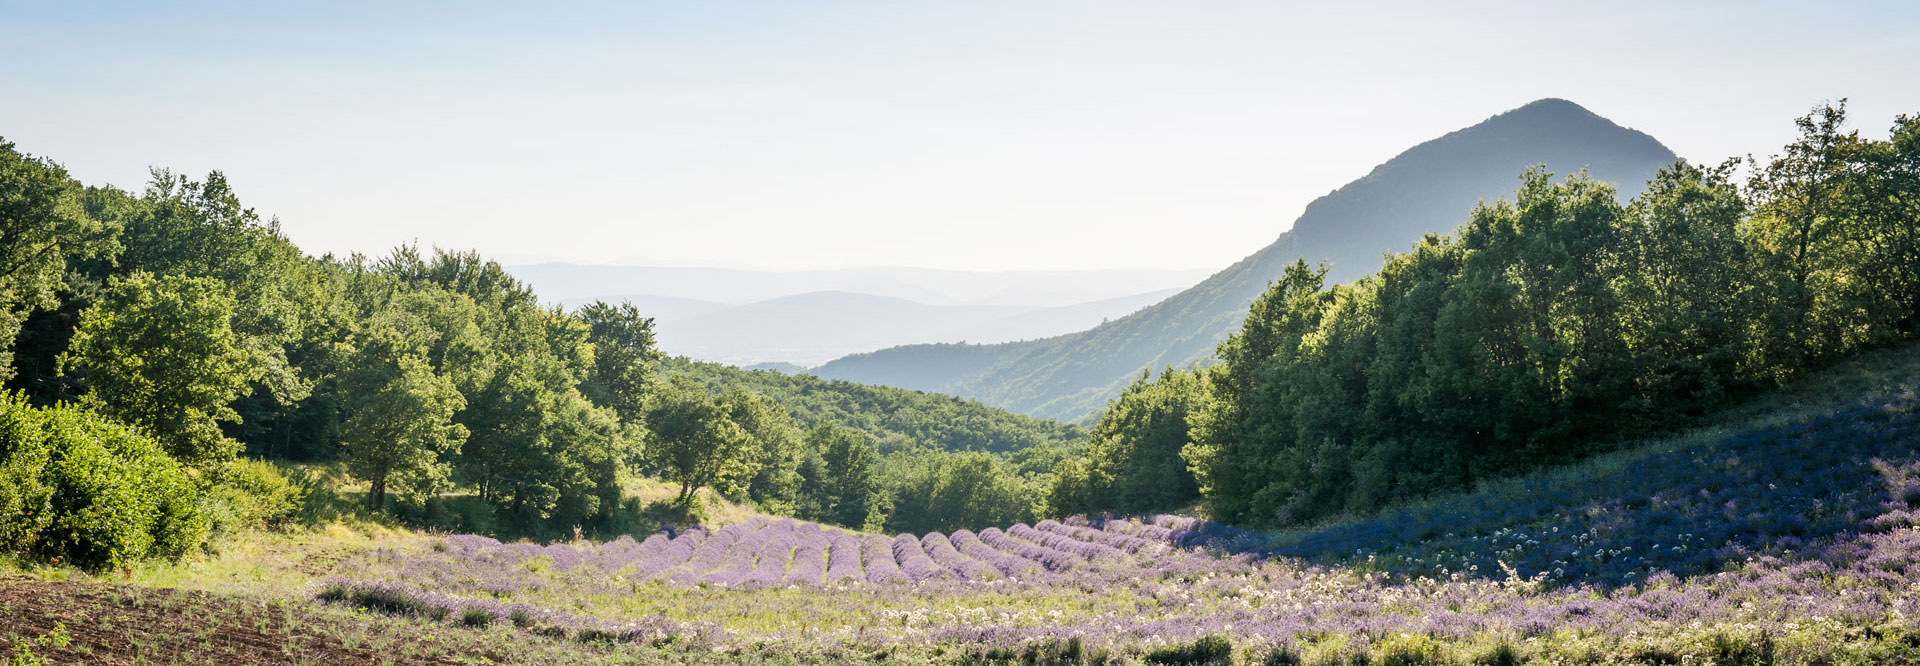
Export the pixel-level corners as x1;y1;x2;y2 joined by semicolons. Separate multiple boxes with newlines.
814;99;1679;422
659;357;1083;455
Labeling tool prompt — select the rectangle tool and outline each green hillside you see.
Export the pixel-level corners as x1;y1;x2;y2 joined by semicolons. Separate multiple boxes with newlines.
660;356;1083;455
815;99;1679;422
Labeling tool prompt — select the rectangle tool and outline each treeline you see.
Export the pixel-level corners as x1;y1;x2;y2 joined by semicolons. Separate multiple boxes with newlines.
0;155;670;561
659;358;1081;532
0;137;1083;569
1050;102;1920;526
661;357;1084;455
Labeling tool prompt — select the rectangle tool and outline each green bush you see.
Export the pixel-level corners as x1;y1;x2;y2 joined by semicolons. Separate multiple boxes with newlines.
1145;635;1233;666
1375;633;1445;666
0;392;208;570
203;458;308;533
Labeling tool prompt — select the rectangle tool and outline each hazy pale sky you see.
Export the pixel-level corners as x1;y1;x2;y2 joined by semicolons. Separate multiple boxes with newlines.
4;1;1918;271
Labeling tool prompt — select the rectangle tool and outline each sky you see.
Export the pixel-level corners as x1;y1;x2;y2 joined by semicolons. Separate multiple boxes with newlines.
3;1;1918;272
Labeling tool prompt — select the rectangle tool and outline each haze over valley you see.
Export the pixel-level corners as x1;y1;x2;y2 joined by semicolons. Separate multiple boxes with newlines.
504;265;1202;366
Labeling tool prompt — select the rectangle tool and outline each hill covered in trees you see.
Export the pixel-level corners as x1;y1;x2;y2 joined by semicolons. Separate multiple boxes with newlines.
1048;101;1920;528
662;357;1081;456
815;99;1679;421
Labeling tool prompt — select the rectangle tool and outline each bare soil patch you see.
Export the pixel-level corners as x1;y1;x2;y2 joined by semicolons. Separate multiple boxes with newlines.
0;576;491;665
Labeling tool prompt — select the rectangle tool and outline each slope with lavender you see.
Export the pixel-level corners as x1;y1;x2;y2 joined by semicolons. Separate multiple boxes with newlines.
316;389;1920;663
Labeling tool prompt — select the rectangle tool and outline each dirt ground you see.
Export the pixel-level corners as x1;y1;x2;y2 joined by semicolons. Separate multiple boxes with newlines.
0;576;489;665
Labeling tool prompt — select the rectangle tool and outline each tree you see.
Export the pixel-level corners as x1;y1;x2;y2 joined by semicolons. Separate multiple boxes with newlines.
1436;170;1630;452
0;139;120;383
1616;160;1755;414
1875;114;1920;333
1183;260;1330;524
543;394;633;528
882;449;1030;534
801;423;886;529
63;273;266;466
577;300;660;423
339;329;468;512
120;170;313;414
644;383;754;506
1049;367;1210;517
724;388;804;511
455;355;567;519
1745;101;1879;365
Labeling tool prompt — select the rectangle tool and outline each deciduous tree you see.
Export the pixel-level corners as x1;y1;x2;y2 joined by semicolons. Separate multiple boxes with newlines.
63;273;265;466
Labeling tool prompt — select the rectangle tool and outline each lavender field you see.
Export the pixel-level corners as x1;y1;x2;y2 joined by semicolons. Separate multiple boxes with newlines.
314;391;1920;664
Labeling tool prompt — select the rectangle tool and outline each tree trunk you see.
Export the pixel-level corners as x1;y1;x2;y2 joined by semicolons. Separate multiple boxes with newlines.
368;475;386;513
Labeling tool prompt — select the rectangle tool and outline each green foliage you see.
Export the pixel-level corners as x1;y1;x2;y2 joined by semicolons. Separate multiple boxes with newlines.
117;170;315;425
1706;631;1776;666
0;392;206;571
202;458;308;533
346;248;637;533
1374;633;1445;666
724;388;805;512
1616;160;1754;414
339;325;468;512
645;382;755;506
661;356;1083;455
63;273;266;467
577;300;660;423
882;449;1033;534
797;423;888;530
0;139;119;385
1143;634;1232;666
1049;368;1210;517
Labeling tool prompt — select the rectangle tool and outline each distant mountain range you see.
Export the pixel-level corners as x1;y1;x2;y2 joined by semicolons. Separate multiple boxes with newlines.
499;264;1207;366
650;288;1179;366
814;99;1681;422
504;265;1210;309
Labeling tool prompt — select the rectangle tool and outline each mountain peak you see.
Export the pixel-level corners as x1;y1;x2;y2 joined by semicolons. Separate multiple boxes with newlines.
1474;98;1621;133
1292;99;1675;253
1512;97;1592;114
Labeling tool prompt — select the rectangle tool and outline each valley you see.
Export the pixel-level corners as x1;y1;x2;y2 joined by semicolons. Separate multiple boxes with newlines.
3;4;1919;664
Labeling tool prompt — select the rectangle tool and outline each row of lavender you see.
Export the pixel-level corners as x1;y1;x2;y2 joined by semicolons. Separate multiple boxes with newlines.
397;513;1214;594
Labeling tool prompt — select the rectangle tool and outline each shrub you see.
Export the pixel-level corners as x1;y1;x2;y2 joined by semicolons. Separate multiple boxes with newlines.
203;458;307;533
1707;631;1774;666
1473;640;1520;666
1259;646;1303;666
1145;635;1233;665
1375;633;1445;666
0;403;56;552
460;606;494;627
0;392;208;570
